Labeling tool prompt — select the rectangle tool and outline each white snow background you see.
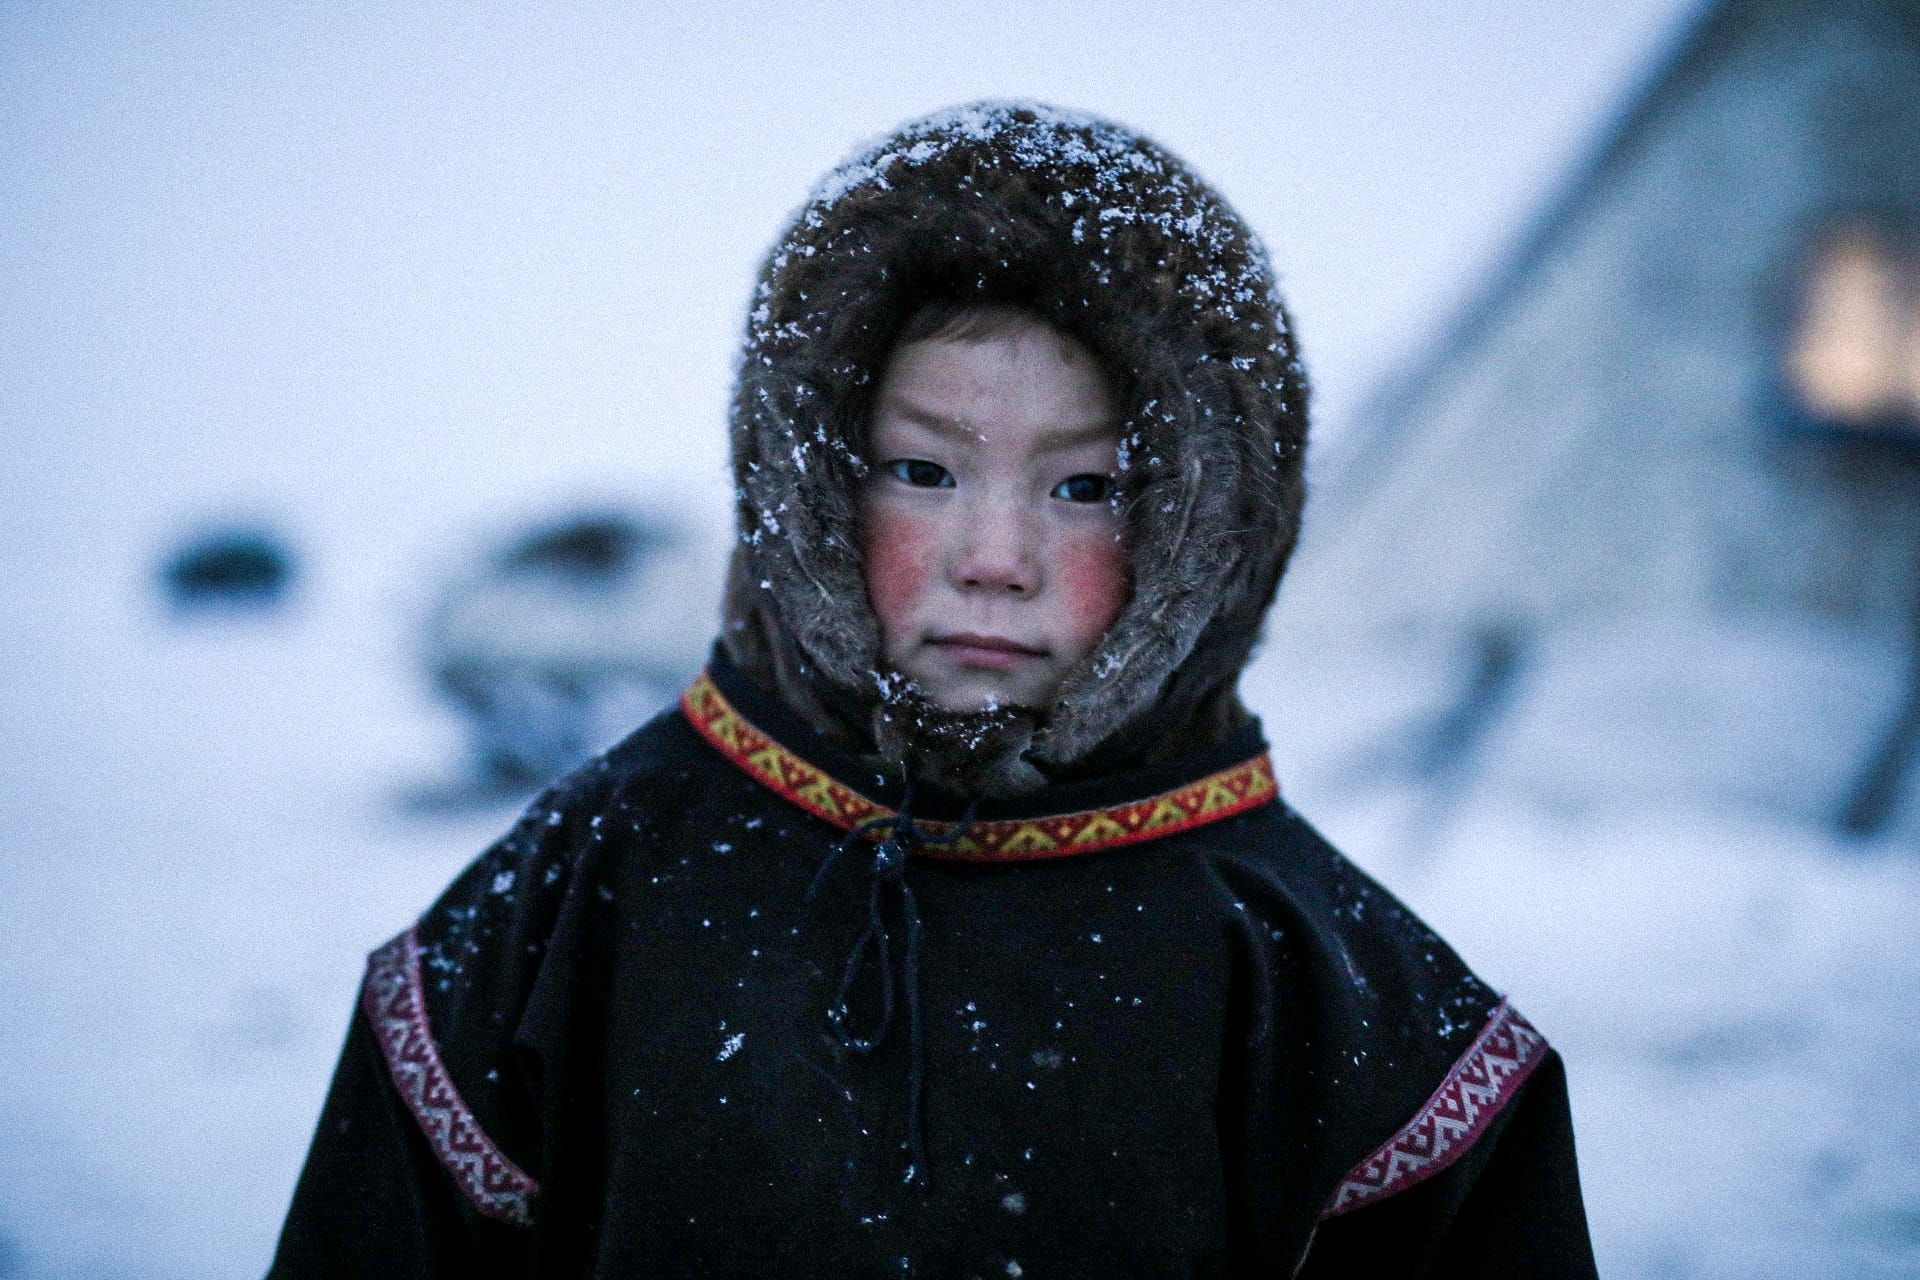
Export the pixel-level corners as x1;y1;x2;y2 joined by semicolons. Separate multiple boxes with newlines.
7;3;1915;1277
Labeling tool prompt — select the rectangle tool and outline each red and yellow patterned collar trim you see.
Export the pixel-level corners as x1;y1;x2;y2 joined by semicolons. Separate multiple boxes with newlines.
679;670;1278;863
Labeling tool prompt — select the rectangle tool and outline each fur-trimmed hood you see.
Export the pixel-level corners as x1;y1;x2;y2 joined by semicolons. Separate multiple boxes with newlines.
721;101;1308;795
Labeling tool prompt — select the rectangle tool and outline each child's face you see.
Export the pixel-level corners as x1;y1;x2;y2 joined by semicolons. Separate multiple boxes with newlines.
861;317;1129;713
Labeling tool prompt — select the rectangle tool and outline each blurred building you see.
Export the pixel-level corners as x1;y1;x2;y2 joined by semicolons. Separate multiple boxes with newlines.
1265;0;1920;841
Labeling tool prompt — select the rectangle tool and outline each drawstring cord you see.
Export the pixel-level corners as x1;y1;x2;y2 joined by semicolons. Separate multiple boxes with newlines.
806;779;977;1188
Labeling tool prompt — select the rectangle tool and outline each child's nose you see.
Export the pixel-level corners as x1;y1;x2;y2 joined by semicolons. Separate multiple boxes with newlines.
949;506;1038;595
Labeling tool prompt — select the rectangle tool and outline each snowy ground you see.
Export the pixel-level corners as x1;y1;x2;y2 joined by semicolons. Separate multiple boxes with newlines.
1308;792;1920;1279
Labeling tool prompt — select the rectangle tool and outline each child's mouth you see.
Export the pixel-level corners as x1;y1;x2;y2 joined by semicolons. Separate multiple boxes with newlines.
928;633;1047;670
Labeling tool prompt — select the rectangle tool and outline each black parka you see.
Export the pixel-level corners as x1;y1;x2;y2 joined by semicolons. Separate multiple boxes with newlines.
273;650;1596;1277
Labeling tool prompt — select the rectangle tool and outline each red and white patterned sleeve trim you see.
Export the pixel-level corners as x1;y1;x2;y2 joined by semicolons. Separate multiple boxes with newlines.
362;927;541;1226
1321;998;1548;1218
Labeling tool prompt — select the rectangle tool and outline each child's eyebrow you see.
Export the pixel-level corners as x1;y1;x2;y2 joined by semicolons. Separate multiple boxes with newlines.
882;396;1118;452
1032;419;1124;451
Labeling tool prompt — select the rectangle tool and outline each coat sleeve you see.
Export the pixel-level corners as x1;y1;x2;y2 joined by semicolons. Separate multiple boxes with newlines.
268;1003;527;1279
268;769;598;1278
1296;1049;1599;1279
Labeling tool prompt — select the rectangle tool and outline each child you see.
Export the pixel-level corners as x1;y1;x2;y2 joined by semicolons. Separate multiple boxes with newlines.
274;103;1596;1277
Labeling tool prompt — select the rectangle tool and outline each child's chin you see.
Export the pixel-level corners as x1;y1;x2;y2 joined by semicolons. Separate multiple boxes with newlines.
920;677;1032;715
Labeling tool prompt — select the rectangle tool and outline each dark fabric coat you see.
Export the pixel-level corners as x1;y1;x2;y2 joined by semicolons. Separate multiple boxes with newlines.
272;651;1597;1278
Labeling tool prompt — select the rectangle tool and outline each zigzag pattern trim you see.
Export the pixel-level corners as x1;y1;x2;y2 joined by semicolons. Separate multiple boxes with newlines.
362;928;540;1226
680;670;1278;861
1321;999;1548;1218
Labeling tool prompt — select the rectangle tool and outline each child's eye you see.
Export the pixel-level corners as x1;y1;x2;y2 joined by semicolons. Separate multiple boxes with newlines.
1051;473;1115;504
886;459;955;489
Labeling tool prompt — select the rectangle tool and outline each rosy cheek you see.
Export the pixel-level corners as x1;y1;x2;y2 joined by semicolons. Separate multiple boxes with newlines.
1055;532;1131;641
861;504;937;641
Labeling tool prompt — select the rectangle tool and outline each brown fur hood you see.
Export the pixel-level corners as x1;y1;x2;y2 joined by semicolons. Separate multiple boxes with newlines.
721;102;1309;796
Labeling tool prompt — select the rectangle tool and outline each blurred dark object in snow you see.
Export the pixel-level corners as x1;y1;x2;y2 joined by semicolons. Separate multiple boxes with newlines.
498;511;650;581
414;508;706;808
1842;589;1920;839
161;526;294;612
